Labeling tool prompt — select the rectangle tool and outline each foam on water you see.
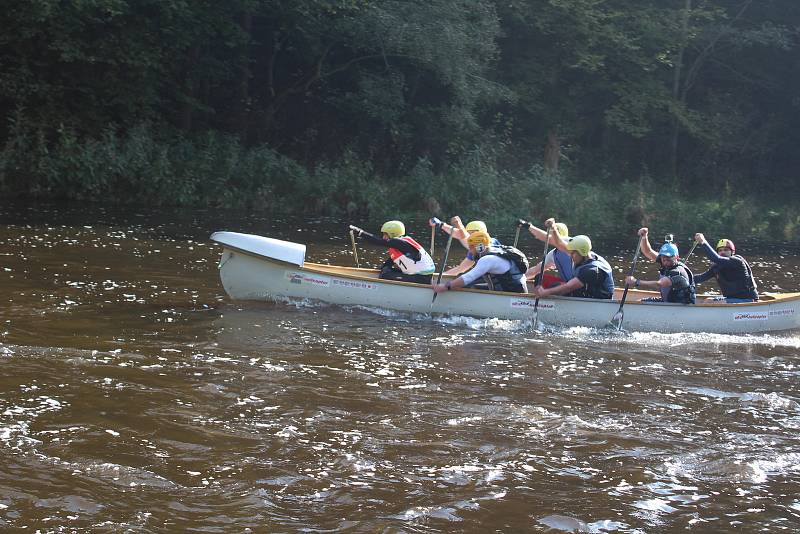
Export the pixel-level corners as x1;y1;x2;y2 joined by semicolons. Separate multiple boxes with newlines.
347;305;417;321
318;298;800;348
233;294;800;349
636;330;800;347
271;295;330;310
434;314;528;331
739;391;800;411
346;304;533;332
561;327;800;349
664;449;800;485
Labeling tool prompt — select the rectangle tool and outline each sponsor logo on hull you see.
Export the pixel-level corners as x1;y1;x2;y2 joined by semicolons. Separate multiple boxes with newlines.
769;308;795;317
332;278;379;290
733;311;768;321
285;271;331;287
511;299;555;310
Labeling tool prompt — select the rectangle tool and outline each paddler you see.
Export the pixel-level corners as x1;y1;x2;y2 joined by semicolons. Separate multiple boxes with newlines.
429;216;502;275
516;218;574;288
432;230;528;294
350;220;435;284
625;228;695;303
692;233;758;303
530;233;615;300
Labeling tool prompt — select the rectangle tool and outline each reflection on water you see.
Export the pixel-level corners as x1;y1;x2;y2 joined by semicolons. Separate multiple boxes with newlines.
1;203;800;532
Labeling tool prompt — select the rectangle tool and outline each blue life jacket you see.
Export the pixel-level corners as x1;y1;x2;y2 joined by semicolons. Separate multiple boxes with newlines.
570;253;614;299
553;248;574;281
659;262;696;304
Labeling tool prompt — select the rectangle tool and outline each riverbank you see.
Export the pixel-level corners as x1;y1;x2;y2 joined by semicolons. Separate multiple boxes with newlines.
2;125;797;242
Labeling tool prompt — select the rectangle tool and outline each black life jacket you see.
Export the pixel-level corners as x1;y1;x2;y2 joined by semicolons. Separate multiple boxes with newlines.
570;253;614;299
660;262;696;304
481;245;529;293
715;255;758;300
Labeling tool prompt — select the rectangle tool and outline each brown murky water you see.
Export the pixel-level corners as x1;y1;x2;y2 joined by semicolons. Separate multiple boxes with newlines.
2;203;800;533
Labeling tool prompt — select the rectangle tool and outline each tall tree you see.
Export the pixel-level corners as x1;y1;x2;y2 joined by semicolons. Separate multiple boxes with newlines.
244;0;504;167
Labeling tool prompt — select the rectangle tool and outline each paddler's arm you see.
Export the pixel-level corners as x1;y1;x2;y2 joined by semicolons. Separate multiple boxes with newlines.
444;257;474;275
519;218;569;252
430;218;473;274
353;229;421;259
429;216;469;249
525;249;555;280
518;219;547;242
526;262;543;279
433;256;490;293
638;227;658;261
694;269;715;284
518;218;568;251
449;216;470;245
532;276;583;297
354;229;388;247
432;275;467;294
625;275;672;289
694;233;734;266
543;218;570;252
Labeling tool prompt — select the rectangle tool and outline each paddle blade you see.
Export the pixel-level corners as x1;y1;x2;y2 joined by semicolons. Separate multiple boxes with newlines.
531;297;542;330
609;310;624;330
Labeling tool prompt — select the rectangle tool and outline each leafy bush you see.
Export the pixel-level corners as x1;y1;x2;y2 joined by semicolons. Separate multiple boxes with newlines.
1;117;798;242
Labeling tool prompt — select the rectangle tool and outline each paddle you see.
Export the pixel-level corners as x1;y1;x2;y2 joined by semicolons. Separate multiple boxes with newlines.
431;223;455;305
430;225;435;256
609;239;642;331
513;224;521;248
348;226;361;268
683;239;699;264
531;226;552;330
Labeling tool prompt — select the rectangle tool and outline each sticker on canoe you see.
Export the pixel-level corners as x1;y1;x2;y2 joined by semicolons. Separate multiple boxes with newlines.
332;278;378;290
510;299;554;310
769;308;795;317
285;271;331;287
733;311;768;321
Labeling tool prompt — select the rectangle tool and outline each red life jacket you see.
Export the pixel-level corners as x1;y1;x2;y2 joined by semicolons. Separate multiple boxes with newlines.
388;236;436;275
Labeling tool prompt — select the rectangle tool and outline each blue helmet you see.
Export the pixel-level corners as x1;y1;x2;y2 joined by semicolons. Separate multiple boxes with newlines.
658;243;679;257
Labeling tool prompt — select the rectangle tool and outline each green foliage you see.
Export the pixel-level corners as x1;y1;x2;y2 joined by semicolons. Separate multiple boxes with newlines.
2;117;799;241
0;119;385;215
0;0;799;239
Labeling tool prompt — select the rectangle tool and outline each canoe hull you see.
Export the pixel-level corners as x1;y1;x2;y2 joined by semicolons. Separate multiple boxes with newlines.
212;233;800;334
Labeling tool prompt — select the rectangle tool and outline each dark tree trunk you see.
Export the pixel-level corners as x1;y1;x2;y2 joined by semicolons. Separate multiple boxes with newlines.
234;11;252;141
544;129;560;172
178;45;201;132
669;0;691;182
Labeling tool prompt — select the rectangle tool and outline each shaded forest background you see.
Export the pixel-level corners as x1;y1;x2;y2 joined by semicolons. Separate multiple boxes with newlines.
1;0;799;238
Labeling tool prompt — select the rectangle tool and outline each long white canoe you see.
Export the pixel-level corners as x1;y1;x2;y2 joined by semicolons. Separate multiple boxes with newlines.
211;231;800;334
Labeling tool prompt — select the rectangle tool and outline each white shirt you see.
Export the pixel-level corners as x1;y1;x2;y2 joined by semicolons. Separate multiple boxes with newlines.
460;255;513;286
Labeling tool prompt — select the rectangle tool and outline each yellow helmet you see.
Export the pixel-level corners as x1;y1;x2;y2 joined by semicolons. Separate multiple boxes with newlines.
380;220;405;238
566;235;592;256
465;220;488;233
553;222;569;238
467;230;491;249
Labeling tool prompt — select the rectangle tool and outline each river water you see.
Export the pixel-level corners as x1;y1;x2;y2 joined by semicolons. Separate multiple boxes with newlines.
2;204;800;533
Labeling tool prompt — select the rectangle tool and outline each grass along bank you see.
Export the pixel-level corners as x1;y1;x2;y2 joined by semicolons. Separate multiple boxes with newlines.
1;122;797;243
